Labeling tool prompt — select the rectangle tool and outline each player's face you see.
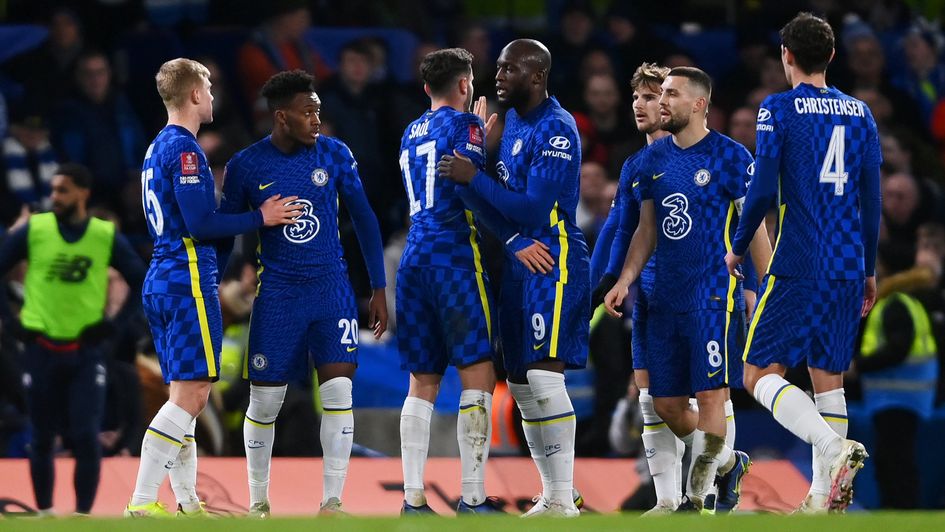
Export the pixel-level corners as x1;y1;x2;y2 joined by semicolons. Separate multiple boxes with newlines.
658;76;696;134
280;92;321;147
632;83;662;135
197;76;214;124
50;174;86;219
463;68;475;111
495;47;531;109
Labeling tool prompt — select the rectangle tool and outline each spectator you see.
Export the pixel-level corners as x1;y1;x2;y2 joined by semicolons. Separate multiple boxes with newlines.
577;161;610;246
53;50;146;212
728;106;757;154
881;172;931;272
896;24;945;125
549;1;606;110
199;57;252;151
458;24;496;99
237;0;331;123
7;7;85;114
320;40;398;239
604;4;677;89
578;73;632;172
1;110;58;224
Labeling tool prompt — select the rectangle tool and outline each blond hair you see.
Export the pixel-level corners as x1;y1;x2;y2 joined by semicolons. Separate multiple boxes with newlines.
630;62;670;92
155;58;210;110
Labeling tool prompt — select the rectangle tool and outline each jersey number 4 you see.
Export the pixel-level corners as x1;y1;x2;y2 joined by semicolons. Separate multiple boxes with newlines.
819;125;848;196
399;140;436;215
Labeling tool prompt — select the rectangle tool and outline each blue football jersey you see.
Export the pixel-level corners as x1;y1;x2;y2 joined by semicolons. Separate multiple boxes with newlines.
756;83;882;280
398;107;488;271
221;135;367;286
497;96;589;281
142;125;219;297
638;131;753;312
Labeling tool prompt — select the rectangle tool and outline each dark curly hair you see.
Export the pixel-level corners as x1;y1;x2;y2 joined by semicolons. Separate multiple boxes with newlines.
260;70;317;112
780;12;834;75
56;162;93;190
420;48;474;97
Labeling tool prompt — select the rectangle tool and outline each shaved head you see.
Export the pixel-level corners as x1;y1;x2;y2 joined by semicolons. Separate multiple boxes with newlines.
495;39;553;111
503;39;552;73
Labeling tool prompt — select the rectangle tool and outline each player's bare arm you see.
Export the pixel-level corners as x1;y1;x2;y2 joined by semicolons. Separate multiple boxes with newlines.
604;199;656;317
258;194;303;226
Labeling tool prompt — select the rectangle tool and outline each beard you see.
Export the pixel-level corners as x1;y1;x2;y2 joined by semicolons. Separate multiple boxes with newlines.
661;111;689;134
53;203;77;221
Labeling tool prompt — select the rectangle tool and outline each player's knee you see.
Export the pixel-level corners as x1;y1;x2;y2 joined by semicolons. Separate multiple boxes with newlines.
653;397;688;422
247;384;288;422
319;377;353;409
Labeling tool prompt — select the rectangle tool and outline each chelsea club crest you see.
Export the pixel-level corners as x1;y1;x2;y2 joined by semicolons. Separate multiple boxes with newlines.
311;168;329;186
512;138;523;156
251;353;268;371
694;169;711;186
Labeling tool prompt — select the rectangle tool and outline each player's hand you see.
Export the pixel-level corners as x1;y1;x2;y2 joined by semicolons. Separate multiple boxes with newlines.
603;280;630;318
437;151;476;185
724;251;745;280
862;275;877;317
515;240;554;274
591;273;618;311
259;194;302;226
368;288;388;340
473;96;498;138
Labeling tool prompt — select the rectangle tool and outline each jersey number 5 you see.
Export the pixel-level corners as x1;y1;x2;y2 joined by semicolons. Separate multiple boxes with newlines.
819;125;848;196
399;140;437;215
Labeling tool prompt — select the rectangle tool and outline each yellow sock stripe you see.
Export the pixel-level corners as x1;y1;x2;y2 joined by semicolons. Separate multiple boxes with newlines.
146;428;183;447
540;414;576;425
822;416;849;424
183;435;196;442
743;275;776;362
465;210;492;341
725;415;735;421
643;422;667;432
322;409;353;415
771;383;797;415
244;416;274;428
459;405;486;415
183;237;217;378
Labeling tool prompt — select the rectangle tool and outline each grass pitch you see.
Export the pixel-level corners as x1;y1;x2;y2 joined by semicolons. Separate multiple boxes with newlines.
3;512;945;532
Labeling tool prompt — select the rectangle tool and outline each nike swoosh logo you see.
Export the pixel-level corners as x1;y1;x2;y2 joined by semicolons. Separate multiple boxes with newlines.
259;181;276;190
341;428;354;435
532;342;545;351
707;369;722;378
545;449;561;457
346;346;358;352
247;444;265;449
652;172;665;180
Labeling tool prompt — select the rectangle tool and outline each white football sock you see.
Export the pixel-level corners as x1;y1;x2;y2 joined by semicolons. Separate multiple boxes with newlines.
244;384;286;506
320;377;354;503
724;399;736;450
508;381;551;498
639;388;681;507
169;418;200;512
457;389;492;506
811;388;847;495
527;369;576;508
689;430;732;505
131;402;193;506
400;396;433;506
753;374;843;459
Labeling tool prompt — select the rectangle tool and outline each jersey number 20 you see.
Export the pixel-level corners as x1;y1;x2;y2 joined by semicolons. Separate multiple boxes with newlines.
399;140;437;215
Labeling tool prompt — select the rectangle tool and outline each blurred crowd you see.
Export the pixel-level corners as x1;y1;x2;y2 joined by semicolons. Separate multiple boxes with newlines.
0;0;944;485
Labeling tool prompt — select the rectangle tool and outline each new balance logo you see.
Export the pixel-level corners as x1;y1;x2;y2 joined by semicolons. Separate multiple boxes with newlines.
46;254;92;283
259;181;276;190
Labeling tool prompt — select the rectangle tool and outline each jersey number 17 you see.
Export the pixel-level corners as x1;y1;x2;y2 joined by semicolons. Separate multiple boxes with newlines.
399;140;437;215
